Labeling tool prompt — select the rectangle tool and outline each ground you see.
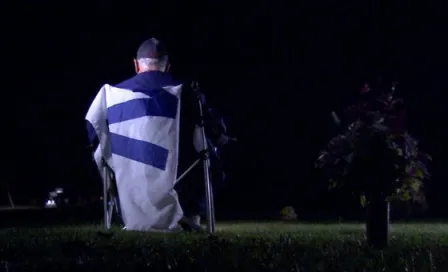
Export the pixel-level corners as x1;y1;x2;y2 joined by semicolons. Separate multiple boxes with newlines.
1;222;448;271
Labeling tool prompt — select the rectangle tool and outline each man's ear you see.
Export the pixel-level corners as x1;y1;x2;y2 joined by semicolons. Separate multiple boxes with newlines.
133;59;139;73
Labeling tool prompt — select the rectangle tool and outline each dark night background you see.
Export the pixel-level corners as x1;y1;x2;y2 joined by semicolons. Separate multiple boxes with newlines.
2;1;447;220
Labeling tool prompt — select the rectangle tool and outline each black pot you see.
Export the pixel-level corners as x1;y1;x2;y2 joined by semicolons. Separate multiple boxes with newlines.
365;194;390;249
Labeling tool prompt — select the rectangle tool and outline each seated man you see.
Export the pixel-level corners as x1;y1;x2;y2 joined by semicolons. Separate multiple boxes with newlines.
86;37;230;231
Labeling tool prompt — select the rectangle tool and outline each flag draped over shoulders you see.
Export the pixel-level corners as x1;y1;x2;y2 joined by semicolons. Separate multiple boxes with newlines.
85;71;184;231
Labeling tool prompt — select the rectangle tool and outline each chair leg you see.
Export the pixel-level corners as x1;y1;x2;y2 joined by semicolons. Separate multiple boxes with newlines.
107;200;114;228
103;166;110;229
176;159;216;234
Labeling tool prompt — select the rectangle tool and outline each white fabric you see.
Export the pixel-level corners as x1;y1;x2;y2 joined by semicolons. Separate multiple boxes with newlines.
86;84;184;231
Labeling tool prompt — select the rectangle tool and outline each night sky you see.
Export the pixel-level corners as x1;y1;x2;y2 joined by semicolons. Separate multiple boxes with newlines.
3;1;448;219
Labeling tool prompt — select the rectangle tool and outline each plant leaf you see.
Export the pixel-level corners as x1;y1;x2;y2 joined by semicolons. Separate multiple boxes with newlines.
328;179;338;189
360;194;367;207
399;191;412;201
415;168;424;179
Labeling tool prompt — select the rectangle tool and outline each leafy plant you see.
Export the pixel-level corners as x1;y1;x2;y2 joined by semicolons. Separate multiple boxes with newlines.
280;206;297;221
316;82;431;205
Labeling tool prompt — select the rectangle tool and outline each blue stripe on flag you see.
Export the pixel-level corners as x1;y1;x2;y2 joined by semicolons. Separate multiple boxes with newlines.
107;90;178;125
110;133;169;170
86;121;98;145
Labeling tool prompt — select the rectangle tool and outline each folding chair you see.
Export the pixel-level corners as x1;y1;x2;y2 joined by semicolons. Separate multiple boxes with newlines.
101;81;216;234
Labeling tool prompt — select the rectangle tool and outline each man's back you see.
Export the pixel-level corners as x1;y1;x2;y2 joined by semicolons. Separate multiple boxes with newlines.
114;70;181;92
114;71;198;172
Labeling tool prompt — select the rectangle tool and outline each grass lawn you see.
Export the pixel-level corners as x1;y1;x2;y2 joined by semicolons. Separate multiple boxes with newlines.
1;222;448;271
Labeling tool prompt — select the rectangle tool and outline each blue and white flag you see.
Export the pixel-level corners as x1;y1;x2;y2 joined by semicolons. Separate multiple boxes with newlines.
85;71;184;231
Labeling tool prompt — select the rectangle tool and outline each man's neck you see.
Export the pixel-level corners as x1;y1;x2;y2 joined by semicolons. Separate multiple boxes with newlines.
138;69;160;74
138;65;164;73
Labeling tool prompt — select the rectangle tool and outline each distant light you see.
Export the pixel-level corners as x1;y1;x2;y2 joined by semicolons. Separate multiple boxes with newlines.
55;188;63;194
45;199;56;208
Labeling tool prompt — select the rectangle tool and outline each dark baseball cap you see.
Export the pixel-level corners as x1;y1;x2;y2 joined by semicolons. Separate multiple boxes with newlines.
136;37;168;59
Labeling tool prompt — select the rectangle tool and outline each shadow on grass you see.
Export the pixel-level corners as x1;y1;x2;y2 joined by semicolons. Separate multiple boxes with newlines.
0;206;103;228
